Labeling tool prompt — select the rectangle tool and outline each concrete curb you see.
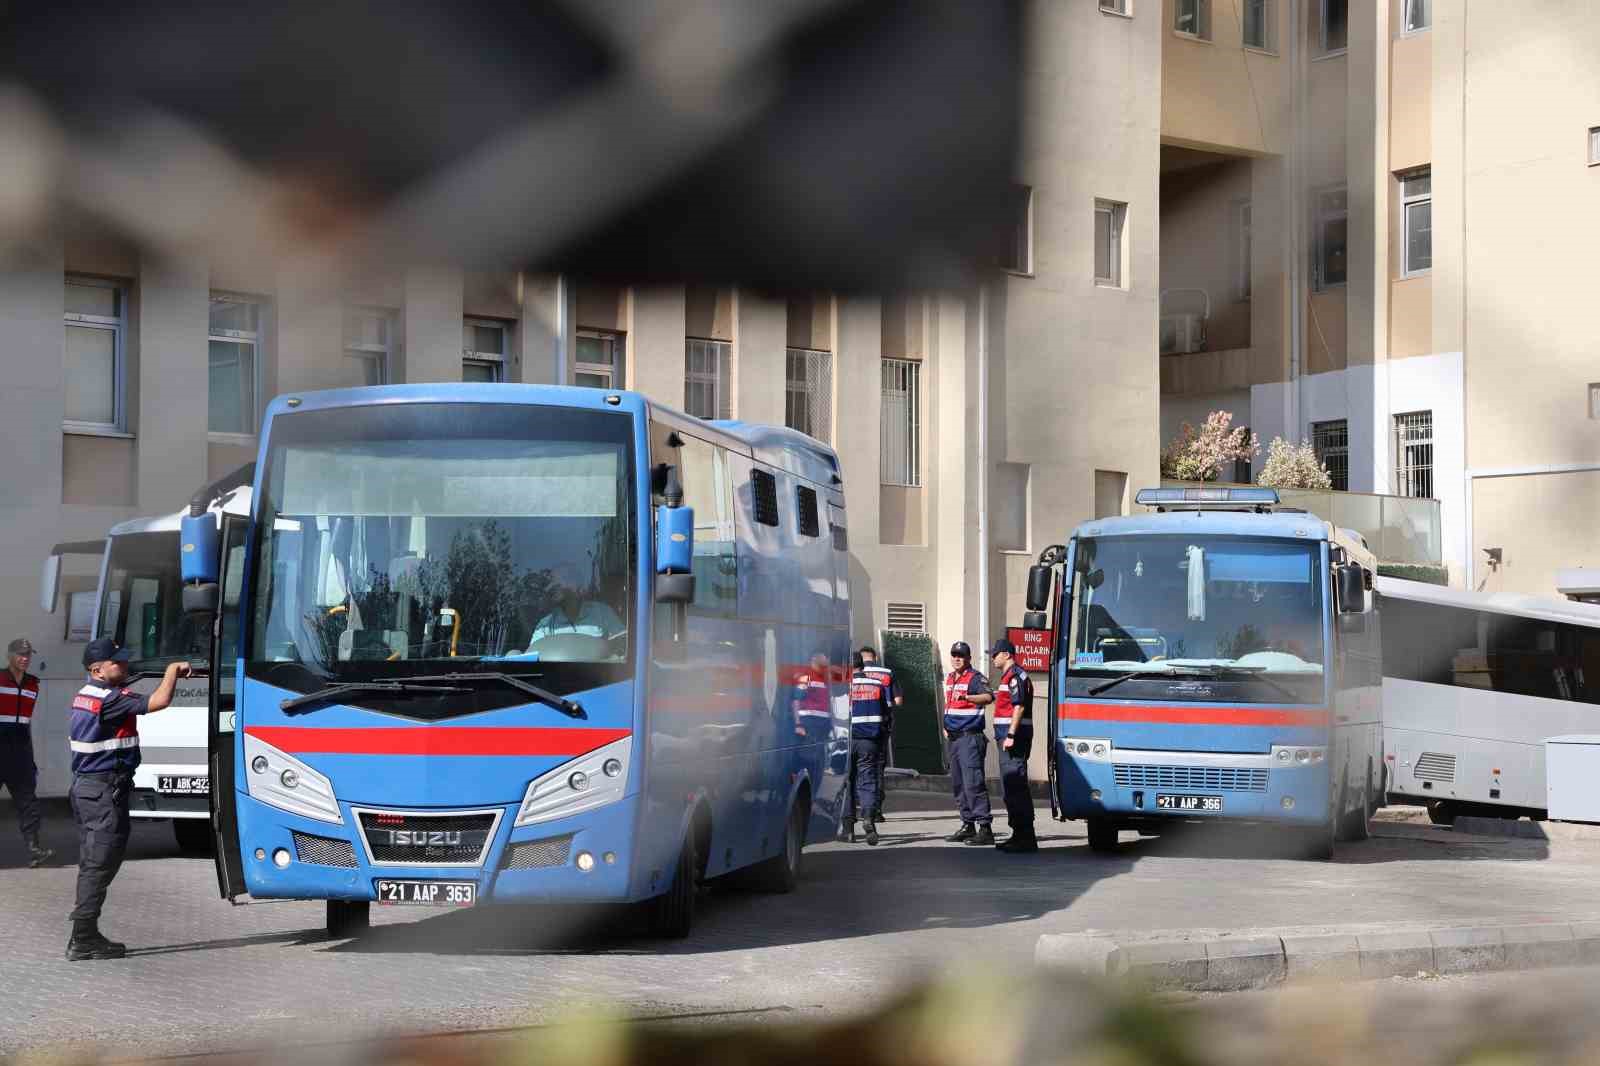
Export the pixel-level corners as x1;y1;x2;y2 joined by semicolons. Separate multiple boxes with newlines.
1454;815;1600;842
1035;922;1600;991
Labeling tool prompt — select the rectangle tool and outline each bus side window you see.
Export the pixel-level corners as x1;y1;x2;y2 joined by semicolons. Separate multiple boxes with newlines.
665;432;737;618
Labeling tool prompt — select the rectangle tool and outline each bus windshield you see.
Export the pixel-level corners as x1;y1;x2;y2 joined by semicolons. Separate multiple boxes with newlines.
248;403;635;689
1067;535;1326;677
98;530;210;673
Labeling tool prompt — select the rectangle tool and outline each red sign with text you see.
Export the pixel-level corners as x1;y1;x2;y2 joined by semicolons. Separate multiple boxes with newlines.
1005;627;1053;673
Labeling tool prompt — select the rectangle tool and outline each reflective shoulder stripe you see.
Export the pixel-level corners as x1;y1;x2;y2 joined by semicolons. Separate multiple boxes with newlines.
80;685;113;698
69;736;139;753
852;715;883;723
0;715;27;724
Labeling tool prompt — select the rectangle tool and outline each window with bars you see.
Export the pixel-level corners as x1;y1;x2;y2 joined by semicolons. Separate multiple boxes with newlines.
1312;420;1349;491
751;469;779;527
796;486;820;537
785;347;832;443
1399;168;1432;276
64;276;126;432
1394;411;1434;499
209;293;263;435
880;358;921;487
885;601;927;634
684;338;732;420
463;318;509;383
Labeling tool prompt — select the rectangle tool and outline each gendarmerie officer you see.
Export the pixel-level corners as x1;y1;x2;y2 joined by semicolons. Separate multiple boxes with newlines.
841;653;895;845
1;638;51;866
987;638;1037;853
67;639;191;961
942;641;995;846
857;646;901;823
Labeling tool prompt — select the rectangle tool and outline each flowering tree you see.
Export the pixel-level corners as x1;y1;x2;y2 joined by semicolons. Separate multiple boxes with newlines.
1159;411;1259;482
1255;437;1334;490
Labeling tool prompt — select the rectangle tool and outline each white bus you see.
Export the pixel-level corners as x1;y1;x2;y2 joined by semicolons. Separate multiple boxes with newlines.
1379;576;1600;823
41;473;251;852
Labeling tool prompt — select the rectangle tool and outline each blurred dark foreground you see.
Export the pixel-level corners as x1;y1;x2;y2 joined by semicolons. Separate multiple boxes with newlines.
36;970;1600;1066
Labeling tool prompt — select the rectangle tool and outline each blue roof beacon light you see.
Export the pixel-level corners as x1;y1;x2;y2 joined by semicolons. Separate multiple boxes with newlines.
1134;487;1280;512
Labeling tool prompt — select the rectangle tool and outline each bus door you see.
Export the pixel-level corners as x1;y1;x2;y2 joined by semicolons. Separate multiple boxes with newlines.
1028;541;1073;822
209;515;248;901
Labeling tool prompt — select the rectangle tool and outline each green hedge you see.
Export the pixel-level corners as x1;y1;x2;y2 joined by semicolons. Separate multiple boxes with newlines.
880;630;947;774
1377;563;1448;586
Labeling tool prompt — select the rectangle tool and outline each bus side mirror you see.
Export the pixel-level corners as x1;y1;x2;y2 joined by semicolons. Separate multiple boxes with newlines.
40;555;61;614
182;583;220;617
655;465;696;606
1336;564;1365;614
1026;565;1052;612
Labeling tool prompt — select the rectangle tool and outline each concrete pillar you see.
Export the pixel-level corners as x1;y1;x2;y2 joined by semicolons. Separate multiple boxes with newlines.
931;290;974;653
135;252;209;509
274;268;344;396
834;293;882;636
517;274;568;386
628;286;686;405
735;290;786;427
401;265;465;384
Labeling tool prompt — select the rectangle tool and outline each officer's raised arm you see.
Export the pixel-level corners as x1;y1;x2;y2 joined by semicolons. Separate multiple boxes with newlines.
145;661;194;713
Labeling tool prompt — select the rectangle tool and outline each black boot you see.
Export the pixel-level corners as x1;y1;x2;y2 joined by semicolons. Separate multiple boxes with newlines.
863;819;879;846
26;837;53;868
836;820;855;843
997;829;1039;853
944;823;976;843
873;811;886;824
66;920;126;961
965;824;996;846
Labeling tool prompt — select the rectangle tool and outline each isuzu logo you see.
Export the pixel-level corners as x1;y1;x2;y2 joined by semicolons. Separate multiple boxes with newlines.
383;830;464;847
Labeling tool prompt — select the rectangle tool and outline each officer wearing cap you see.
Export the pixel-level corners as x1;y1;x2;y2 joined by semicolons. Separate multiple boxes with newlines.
988;638;1037;853
857;646;901;823
840;651;895;845
2;638;51;866
942;641;995;846
67;638;191;961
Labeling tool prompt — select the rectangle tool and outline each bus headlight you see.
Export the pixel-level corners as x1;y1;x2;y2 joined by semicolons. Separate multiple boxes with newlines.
1271;745;1327;766
1063;738;1113;763
243;733;342;825
516;736;632;828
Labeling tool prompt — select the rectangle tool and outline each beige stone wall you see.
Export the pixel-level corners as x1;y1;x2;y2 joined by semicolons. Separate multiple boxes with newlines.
1159;0;1287;155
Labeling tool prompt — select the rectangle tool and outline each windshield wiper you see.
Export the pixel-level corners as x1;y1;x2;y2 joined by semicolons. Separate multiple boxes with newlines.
407;672;587;720
1170;664;1303;702
1087;671;1149;697
281;681;472;714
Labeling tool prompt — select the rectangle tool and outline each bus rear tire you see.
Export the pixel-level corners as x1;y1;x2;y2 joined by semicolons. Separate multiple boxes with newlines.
1341;764;1372;842
647;828;701;939
1086;818;1119;854
1427;800;1457;826
326;900;370;939
173;819;213;855
745;795;807;894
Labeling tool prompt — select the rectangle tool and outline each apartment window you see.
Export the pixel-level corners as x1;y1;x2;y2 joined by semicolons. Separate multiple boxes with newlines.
785;347;832;443
209;294;262;435
1394;411;1434;499
1175;0;1210;40
1243;0;1273;50
1403;0;1429;34
1400;169;1432;276
1589;383;1600;419
575;329;624;389
1002;184;1033;274
63;277;126;433
1234;199;1253;301
1100;0;1129;13
1320;0;1348;54
994;462;1031;552
1094;199;1127;287
1314;187;1348;289
880;358;921;487
1312;420;1349;491
1589;127;1600;166
684;338;732;420
343;308;393;386
462;318;508;383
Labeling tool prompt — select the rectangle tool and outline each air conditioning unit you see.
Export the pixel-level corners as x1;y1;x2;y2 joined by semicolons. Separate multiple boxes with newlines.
1159;313;1207;355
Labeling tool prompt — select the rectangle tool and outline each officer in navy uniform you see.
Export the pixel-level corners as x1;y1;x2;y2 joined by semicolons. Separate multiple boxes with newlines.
2;638;52;866
67;639;191;961
840;652;895;845
942;641;995;846
987;638;1038;853
857;646;901;823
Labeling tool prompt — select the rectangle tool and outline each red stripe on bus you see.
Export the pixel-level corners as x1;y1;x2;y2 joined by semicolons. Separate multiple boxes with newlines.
245;726;631;757
1058;702;1329;727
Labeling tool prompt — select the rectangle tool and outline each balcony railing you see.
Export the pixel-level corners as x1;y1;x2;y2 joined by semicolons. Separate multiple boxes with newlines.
1160;480;1442;568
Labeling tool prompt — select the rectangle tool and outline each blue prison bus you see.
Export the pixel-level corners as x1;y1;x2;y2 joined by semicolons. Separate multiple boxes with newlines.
1023;487;1382;859
193;385;851;938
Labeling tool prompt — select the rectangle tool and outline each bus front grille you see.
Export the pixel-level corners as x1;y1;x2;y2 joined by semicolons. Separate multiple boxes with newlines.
1414;752;1457;782
357;811;498;865
502;834;575;871
1113;764;1271;793
292;831;358;868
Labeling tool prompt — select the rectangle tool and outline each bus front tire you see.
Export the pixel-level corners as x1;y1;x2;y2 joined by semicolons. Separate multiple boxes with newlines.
1086;818;1119;854
1427;800;1457;826
745;795;807;894
173;819;213;855
1340;764;1373;842
647;829;701;939
326;900;370;939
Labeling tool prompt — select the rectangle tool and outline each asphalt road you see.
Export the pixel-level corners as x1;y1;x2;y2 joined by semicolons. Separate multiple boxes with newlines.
2;799;1597;1057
